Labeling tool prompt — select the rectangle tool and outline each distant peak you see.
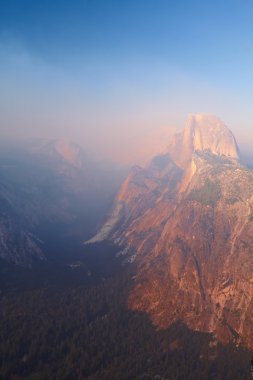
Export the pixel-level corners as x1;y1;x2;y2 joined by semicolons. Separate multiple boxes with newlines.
186;113;240;157
29;138;85;169
186;113;231;134
168;114;240;168
54;139;84;168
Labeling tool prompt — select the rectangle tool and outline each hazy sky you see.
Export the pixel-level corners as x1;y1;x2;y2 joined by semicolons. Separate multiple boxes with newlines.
1;0;253;162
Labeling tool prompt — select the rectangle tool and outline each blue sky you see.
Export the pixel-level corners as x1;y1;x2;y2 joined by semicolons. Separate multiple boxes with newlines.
1;0;253;159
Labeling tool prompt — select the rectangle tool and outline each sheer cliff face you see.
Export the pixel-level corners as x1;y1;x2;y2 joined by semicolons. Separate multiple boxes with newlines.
168;114;240;169
90;114;253;348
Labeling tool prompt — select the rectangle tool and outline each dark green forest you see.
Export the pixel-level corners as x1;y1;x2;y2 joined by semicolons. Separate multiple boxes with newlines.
0;244;252;380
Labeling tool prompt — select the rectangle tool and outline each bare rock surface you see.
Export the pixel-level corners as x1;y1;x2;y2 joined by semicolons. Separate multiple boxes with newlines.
90;114;253;348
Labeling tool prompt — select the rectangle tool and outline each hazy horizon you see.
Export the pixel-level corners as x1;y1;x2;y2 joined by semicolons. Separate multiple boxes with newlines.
1;0;253;163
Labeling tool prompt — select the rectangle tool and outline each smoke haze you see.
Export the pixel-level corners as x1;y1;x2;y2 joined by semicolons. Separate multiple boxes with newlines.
1;1;253;163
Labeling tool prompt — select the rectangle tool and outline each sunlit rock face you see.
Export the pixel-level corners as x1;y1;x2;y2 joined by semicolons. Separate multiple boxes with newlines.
90;114;253;348
168;114;240;169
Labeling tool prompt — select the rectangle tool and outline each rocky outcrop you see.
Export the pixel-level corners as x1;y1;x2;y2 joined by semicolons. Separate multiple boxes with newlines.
90;114;253;348
168;114;240;169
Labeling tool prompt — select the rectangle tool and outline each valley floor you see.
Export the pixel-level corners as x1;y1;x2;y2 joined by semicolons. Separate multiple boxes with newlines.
0;243;252;380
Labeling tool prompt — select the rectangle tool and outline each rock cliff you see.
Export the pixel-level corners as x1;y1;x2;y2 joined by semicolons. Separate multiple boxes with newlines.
89;114;253;348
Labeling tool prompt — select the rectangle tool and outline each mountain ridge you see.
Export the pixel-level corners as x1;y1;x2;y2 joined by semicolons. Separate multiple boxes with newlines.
88;114;253;348
168;113;240;169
